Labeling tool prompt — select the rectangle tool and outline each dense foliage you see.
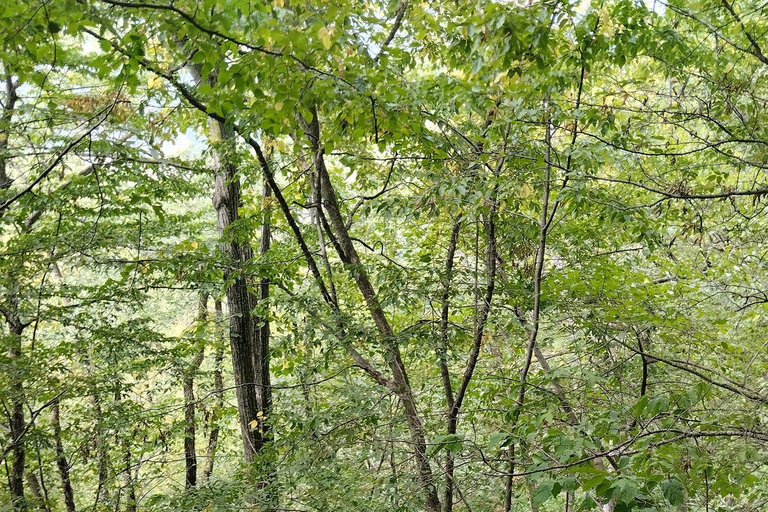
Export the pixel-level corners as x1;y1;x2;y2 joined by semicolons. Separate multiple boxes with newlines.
1;1;767;511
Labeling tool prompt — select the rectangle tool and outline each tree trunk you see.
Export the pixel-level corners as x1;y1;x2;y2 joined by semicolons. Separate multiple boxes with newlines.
184;58;267;466
81;351;111;509
504;99;552;510
257;179;275;508
51;400;76;512
182;372;197;489
121;441;136;512
503;444;514;512
91;396;110;507
8;321;26;512
302;107;440;511
2;67;25;512
201;300;225;484
25;471;46;512
441;122;505;512
445;205;497;512
526;479;540;512
207;117;263;462
439;221;460;512
258;181;272;431
118;414;136;512
184;293;207;489
0;68;18;191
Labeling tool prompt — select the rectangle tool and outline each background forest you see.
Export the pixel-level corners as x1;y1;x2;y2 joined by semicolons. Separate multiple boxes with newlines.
1;0;767;511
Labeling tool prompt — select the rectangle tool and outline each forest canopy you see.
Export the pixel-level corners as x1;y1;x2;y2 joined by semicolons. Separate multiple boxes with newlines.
1;0;767;511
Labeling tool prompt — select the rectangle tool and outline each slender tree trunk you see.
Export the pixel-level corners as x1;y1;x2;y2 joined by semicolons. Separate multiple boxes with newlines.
80;350;111;509
7;321;26;512
32;443;50;512
302;107;440;511
503;444;514;511
117;394;136;512
636;329;650;397
51;400;76;512
184;293;208;489
445;204;497;512
91;394;110;507
442;122;506;512
257;179;275;509
258;181;272;427
526;479;540;512
201;300;224;484
302;146;338;305
25;471;46;512
439;221;460;512
121;440;136;512
0;68;18;191
2;67;25;512
504;99;552;511
182;373;197;489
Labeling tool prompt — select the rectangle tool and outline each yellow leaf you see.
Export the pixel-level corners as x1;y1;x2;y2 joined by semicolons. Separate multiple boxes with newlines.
249;420;259;429
318;27;332;50
190;241;198;249
521;183;533;198
274;102;283;112
491;72;506;85
147;75;162;89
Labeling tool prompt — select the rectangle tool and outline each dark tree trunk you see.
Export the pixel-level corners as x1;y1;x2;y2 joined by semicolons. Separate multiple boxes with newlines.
184;293;207;489
184;58;265;465
0;69;18;191
51;400;76;512
202;300;225;484
302;107;440;512
439;221;461;512
256;179;275;509
109;381;134;512
2;67;25;512
121;440;136;512
258;181;272;427
182;374;197;489
91;395;110;507
208;117;263;462
8;322;26;512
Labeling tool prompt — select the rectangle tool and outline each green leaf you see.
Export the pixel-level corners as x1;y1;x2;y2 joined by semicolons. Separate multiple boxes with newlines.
582;473;609;491
99;38;112;53
487;432;511;452
631;395;648;417
191;50;206;64
533;480;557;506
614;478;639;504
661;478;684;506
426;434;463;457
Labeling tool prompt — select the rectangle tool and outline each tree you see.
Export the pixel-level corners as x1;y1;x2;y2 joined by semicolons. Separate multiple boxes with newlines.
2;1;767;511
